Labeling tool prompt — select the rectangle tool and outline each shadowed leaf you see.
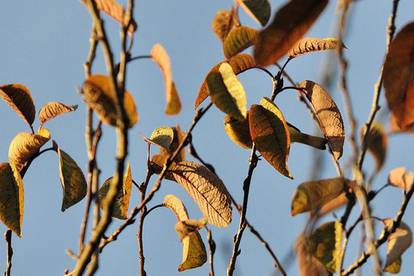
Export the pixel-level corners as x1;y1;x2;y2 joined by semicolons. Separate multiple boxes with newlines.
223;26;258;59
384;257;401;274
147;126;175;150
362;123;387;172
224;115;252;149
211;8;240;42
295;234;330;276
38;102;78;126
236;0;271;26
288;123;327;150
388;167;414;191
383;219;412;270
288;37;340;58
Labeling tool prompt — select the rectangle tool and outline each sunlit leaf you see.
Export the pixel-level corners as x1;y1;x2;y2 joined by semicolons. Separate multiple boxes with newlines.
98;162;133;219
0;83;36;128
147;126;175;150
223;26;258;59
224;115;252;149
0;163;24;237
211;8;240;42
249;98;292;178
195;53;256;109
169;161;232;227
383;219;412;270
8;128;51;171
55;143;87;211
384;22;414;129
362;123;387;172
236;0;271;26
298;80;345;160
307;221;343;273
38;102;78;126
291;177;350;216
388;167;414;191
82;74;138;128
151;44;182;115
295;234;330;276
384;257;401;274
288;38;340;58
288;123;327;150
254;0;328;66
164;194;190;221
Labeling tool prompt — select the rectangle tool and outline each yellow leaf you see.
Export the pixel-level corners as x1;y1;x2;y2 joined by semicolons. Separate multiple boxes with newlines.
224;114;252;149
388;167;414;191
98;162;132;219
236;0;271;26
254;0;328;66
362;123;387;172
211;8;240;42
195;53;256;109
295;234;330;276
298;80;345;160
56;144;87;211
8;128;51;171
307;221;343;273
249;98;292;178
288;123;327;150
384;22;414;129
169;161;232;227
288;37;340;58
0;163;24;237
178;228;207;272
38;102;78;126
147;126;175;150
208;63;247;121
223;26;258;59
384;257;401;274
82;74;138;128
151;44;182;115
383;219;412;269
163;194;190;221
175;219;207;241
0;83;36;128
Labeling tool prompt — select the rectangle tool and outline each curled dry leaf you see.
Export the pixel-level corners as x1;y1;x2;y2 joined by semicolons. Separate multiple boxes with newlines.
38;102;78;126
384;22;414;129
224;114;252;149
0;163;24;237
8;128;51;171
211;8;240;42
298;80;345;160
56;143;87;211
169;161;232;227
288;37;340;58
82;74;138;128
295;234;330;276
383;219;413;270
0;83;36;128
207;63;247;121
164;194;190;221
175;218;208;241
362;122;387;172
236;0;271;26
254;0;328;66
288;123;327;150
388;167;414;191
223;26;258;59
151;44;182;115
195;53;256;109
249;97;292;178
147;126;175;150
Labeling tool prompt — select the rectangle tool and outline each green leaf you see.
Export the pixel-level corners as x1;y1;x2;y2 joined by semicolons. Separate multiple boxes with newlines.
207;63;247;121
223;26;258;59
0;163;24;237
147;126;175;150
236;0;271;26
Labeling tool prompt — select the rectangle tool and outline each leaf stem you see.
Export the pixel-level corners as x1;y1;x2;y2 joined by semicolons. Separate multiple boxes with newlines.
3;230;12;276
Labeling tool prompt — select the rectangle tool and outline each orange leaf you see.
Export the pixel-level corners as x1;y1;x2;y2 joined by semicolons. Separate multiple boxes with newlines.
38;102;78;126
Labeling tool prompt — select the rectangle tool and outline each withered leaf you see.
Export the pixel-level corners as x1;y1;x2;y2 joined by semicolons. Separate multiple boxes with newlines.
388;167;414;191
163;194;190;221
38;102;78;126
288;123;327;150
383;219;412;270
223;26;258;59
211;8;240;42
236;0;271;26
224;114;252;149
362;123;387;172
295;234;330;276
384;257;401;274
288;37;340;58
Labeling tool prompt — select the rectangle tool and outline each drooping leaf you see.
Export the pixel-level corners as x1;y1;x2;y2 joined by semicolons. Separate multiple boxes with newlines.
38;102;78;126
147;126;175;150
383;219;412;270
0;163;24;237
207;63;247;121
307;221;343;273
169;161;232;227
288;38;340;58
295;234;330;276
0;84;36;128
151;44;182;115
56;143;87;211
175;218;208;241
211;8;240;42
288;122;327;150
384;22;414;129
291;177;350;216
8;128;51;171
298;80;345;160
163;194;190;221
223;26;258;59
384;257;402;274
195;53;256;109
362;123;387;172
388;167;414;191
98;162;132;219
254;0;329;66
236;0;271;26
224;114;252;149
249;98;292;178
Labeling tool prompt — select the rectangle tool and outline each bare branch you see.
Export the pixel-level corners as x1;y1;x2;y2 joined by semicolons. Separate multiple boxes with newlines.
3;230;12;276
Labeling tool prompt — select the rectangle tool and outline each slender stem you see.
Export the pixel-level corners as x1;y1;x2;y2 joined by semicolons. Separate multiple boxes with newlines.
3;230;12;276
206;228;215;276
128;55;152;63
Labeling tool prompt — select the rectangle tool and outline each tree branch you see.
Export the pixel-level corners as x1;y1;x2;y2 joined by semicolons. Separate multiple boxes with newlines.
3;230;12;276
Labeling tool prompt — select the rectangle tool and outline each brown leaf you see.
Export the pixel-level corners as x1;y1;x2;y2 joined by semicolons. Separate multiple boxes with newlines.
224;115;252;149
249;98;292;178
384;22;414;129
295;234;330;276
195;53;256;109
169;161;232;227
298;80;345;160
0;163;24;237
8;128;51;171
383;219;412;269
151;44;182;115
0;84;36;128
236;0;271;26
211;8;240;42
223;26;258;59
177;224;207;271
388;167;414;191
38;102;78;126
288;37;340;58
362;123;387;172
175;218;207;241
254;0;328;66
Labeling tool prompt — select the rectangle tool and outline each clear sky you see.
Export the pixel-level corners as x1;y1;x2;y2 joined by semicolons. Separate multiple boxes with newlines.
1;0;414;275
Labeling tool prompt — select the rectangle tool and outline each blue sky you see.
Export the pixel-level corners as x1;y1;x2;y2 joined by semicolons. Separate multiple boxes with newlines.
1;0;414;275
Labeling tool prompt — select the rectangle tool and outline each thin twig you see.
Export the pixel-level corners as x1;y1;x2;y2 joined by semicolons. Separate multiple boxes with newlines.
3;230;12;276
206;227;216;276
